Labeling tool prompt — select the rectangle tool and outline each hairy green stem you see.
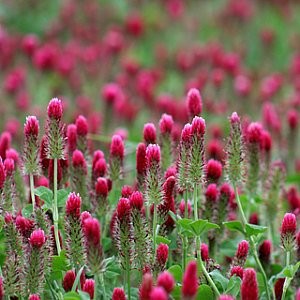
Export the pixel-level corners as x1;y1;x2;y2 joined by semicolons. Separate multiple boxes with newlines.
281;251;291;300
53;158;61;255
153;203;158;258
29;173;36;212
233;185;271;300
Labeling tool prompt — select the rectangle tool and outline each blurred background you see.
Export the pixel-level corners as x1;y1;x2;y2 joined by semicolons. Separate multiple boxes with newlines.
1;0;300;161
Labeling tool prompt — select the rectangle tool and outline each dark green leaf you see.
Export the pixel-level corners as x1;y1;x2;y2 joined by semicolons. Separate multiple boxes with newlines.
51;250;69;280
209;270;228;292
170;285;181;300
223;221;245;234
196;284;214;300
286;173;300;183
245;223;268;237
77;291;90;300
168;265;183;282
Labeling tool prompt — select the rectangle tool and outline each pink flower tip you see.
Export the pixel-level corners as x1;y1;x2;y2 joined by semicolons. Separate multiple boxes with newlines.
129;191;144;210
182;261;198;297
76;115;89;136
247;122;263;144
110;135;125;160
150;287;168;300
157;271;175;294
66;192;82;218
187;88;202;117
241;268;258;300
218;295;235;300
62;270;76;292
24;116;39;136
236;240;249;260
156;243;169;265
83;217;101;246
112;288;126;300
201;243;209;261
230;266;244;279
206;159;222;181
146;144;161;165
281;213;297;236
83;279;94;299
72;150;86;168
95;177;108;197
230;112;240;124
143;123;157;144
29;229;46;248
29;295;41;300
47;98;63;119
191;116;206;136
159;114;174;135
117;198;131;220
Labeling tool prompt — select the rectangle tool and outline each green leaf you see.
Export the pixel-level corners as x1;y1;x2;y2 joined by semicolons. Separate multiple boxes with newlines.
196;284;214;300
168;265;183;282
63;292;81;300
286;173;300;183
225;275;242;297
245;223;268;237
77;291;90;300
22;204;33;218
223;221;245;234
282;261;300;278
51;250;69;280
156;235;171;245
57;188;71;207
209;270;228;292
170;285;181;300
72;266;85;292
102;237;112;252
35;186;53;209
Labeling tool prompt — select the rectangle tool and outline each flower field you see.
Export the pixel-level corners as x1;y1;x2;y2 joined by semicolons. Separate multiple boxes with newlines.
0;0;300;299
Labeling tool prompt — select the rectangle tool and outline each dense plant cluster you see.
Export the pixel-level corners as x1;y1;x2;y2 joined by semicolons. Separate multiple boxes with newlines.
0;0;300;299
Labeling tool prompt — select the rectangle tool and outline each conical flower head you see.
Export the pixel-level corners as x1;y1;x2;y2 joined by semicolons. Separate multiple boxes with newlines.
45;98;65;159
225;112;244;185
280;213;297;251
29;229;46;248
182;261;198;298
241;268;258;300
66;193;82;218
23;116;41;175
186;88;202;118
109;134;124;181
157;271;175;294
112;288;126;300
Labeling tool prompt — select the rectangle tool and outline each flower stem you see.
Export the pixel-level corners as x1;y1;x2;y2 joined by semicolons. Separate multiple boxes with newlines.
193;184;220;297
53;158;61;255
281;251;291;300
153;203;157;257
233;184;271;300
29;173;35;212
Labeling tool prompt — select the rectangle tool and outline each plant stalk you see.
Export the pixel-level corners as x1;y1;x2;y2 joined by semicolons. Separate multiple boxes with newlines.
153;203;158;257
29;173;36;212
233;184;271;300
53;158;61;255
281;251;291;300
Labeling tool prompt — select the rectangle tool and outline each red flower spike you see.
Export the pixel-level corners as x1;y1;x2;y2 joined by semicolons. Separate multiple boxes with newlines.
260;130;272;153
47;98;63;120
29;295;41;300
296;288;300;300
146;144;161;165
0;131;11;160
121;185;133;198
139;273;153;300
179;199;192;218
143;123;157;145
110;135;124;160
150;287;168;300
156;243;169;266
191;116;206;137
280;213;297;250
95;177;108;198
0;277;3;299
241;268;258;300
66;193;82;218
181;123;192;144
129;191;144;210
81;211;92;223
136;143;147;175
4;213;13;224
159;114;174;135
230;112;240;124
0;158;5;189
205;184;219;203
258;240;271;265
29;229;46;248
249;212;259;225
157;271;175;294
201;243;209;261
67;124;77;154
187;88;202;118
62;270;76;292
76;115;88;136
230;266;244;279
72;150;87;170
236;240;249;260
4;158;14;175
117;198;131;221
246;122;263;144
16;216;34;238
182;261;198;297
83;279;95;299
112;287;126;300
83;217;101;246
287;109;299;130
6;148;19;164
274;278;285;300
24;116;39;137
93;158;107;178
206;159;222;183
